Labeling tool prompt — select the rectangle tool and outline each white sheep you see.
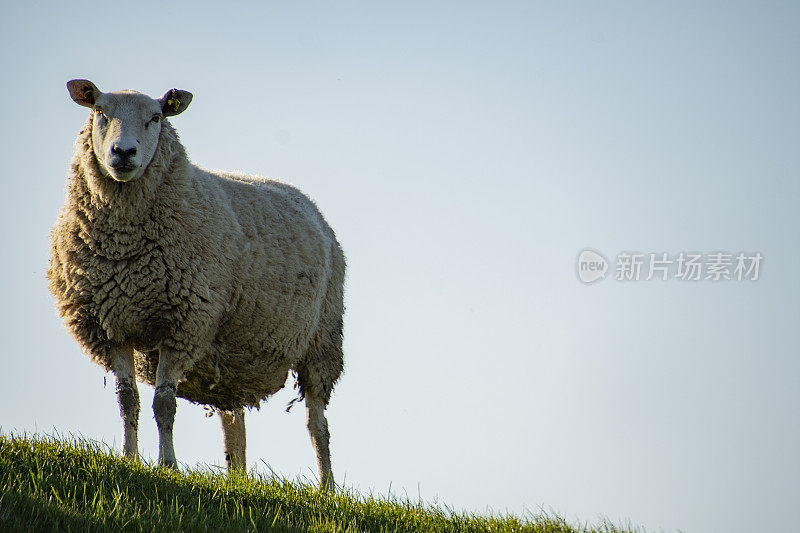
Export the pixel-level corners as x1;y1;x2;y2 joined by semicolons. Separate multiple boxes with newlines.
48;79;345;489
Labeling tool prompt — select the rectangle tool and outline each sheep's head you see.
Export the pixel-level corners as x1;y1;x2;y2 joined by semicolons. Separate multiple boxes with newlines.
67;79;192;182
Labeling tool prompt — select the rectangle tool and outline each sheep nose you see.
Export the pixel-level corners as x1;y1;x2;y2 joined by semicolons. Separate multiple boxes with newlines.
111;144;137;158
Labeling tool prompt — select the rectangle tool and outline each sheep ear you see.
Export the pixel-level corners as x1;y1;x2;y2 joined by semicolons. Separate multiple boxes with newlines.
159;89;193;116
67;79;101;108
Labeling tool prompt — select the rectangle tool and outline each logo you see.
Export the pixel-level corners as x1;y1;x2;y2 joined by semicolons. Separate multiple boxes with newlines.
576;249;763;284
577;249;608;283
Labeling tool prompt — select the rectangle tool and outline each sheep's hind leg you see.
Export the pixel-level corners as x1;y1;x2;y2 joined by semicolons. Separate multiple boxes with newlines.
219;408;246;473
306;395;334;491
111;346;139;460
153;348;182;469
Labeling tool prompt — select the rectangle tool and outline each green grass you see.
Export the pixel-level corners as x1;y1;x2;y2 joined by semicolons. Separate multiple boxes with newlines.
0;433;639;532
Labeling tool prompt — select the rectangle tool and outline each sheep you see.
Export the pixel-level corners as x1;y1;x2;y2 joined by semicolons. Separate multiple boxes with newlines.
48;79;345;490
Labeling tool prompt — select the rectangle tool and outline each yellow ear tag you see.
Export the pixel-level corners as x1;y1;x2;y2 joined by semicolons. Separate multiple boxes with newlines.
167;98;180;112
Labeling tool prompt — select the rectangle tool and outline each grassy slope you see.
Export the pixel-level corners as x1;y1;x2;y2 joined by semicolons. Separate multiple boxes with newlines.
0;434;637;532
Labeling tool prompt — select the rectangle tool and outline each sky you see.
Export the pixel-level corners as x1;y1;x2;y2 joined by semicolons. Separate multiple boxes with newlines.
1;2;798;532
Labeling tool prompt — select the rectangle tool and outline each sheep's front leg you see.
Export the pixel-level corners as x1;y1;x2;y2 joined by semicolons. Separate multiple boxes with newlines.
111;346;139;460
219;408;246;473
153;348;182;469
306;395;334;490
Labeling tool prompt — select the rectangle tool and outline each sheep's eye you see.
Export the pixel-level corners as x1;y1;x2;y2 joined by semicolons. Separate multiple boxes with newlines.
147;114;162;127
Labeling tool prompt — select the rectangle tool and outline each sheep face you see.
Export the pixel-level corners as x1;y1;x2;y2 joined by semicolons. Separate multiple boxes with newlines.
67;80;192;182
89;92;163;182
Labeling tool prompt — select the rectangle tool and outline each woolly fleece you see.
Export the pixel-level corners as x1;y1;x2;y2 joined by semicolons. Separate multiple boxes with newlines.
48;113;345;411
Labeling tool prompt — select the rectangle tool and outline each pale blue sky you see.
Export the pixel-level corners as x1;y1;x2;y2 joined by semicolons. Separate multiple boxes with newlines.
1;2;798;532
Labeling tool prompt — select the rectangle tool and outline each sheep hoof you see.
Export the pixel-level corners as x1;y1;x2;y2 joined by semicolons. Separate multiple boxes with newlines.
158;459;178;471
